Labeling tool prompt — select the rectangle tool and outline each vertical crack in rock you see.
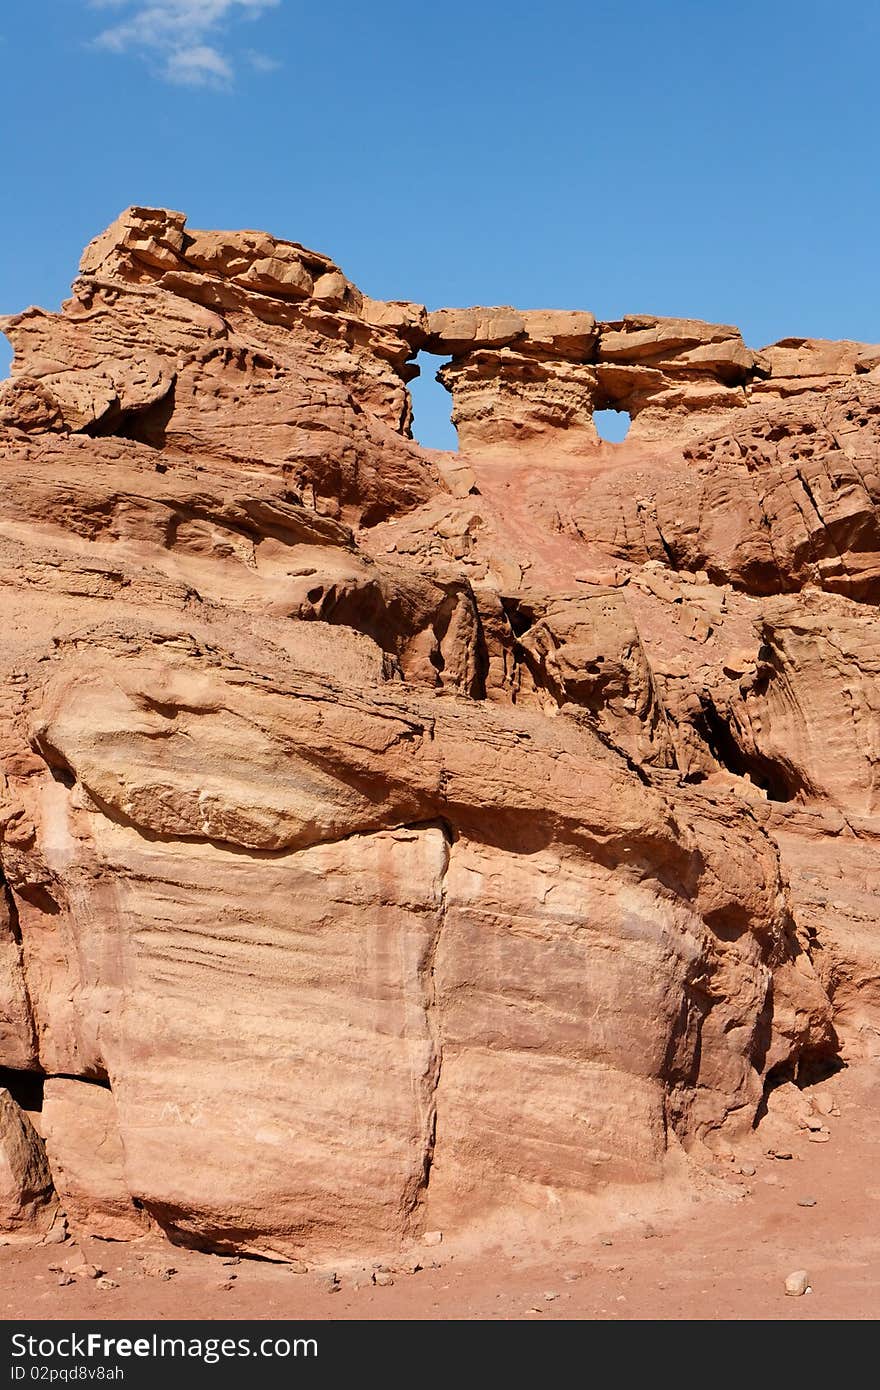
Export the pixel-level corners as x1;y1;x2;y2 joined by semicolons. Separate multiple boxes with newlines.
404;819;451;1229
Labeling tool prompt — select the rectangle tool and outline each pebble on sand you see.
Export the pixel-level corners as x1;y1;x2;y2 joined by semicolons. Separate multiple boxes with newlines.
784;1271;810;1297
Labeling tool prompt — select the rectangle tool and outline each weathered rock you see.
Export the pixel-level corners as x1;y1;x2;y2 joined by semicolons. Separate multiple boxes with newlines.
0;206;875;1258
0;1089;57;1235
438;350;600;448
40;1079;149;1240
0;886;37;1069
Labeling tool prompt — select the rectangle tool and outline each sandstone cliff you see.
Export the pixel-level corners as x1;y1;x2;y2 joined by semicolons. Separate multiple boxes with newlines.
0;207;876;1258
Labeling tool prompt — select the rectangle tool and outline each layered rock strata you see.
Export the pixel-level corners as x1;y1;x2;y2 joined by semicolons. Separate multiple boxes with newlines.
0;206;876;1256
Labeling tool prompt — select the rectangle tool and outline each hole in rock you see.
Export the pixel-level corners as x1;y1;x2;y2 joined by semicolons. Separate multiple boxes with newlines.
408;353;458;451
0;334;11;383
593;408;631;443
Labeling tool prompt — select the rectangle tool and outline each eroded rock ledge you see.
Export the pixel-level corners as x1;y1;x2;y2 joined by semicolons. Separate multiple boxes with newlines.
0;207;876;1259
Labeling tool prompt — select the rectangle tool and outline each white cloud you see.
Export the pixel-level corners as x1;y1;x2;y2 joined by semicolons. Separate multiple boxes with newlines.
90;0;281;85
165;43;233;86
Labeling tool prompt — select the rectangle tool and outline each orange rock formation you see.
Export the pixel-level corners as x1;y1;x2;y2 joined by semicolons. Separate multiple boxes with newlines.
0;207;876;1258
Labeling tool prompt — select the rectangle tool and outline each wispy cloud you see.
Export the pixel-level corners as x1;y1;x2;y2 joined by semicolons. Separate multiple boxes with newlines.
245;48;281;72
90;0;281;88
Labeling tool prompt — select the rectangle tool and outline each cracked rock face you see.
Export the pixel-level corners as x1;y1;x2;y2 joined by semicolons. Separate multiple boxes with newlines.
0;207;876;1257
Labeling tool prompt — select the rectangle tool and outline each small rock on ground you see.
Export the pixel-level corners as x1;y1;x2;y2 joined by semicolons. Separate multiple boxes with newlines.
784;1270;810;1297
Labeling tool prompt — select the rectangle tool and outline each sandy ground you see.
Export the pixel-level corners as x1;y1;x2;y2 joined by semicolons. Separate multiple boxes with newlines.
2;1062;878;1323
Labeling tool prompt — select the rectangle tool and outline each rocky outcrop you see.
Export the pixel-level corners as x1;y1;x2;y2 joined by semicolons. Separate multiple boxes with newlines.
0;1088;58;1236
0;206;875;1258
425;307;879;450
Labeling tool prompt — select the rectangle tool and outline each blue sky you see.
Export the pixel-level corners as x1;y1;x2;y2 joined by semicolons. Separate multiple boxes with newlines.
1;1;878;447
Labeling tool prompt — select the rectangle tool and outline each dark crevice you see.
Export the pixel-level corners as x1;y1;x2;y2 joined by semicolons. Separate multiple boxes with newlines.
0;880;41;1061
0;1067;45;1114
578;715;653;786
797;1053;846;1085
655;526;679;570
117;384;177;449
795;467;823;519
49;1072;112;1091
467;600;490;702
81;381;177;450
753;1052;846;1127
13;882;61;915
0;1066;112;1111
694;696;805;802
750;984;774;1076
398;816;457;847
499;594;538;640
1;879;26;948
